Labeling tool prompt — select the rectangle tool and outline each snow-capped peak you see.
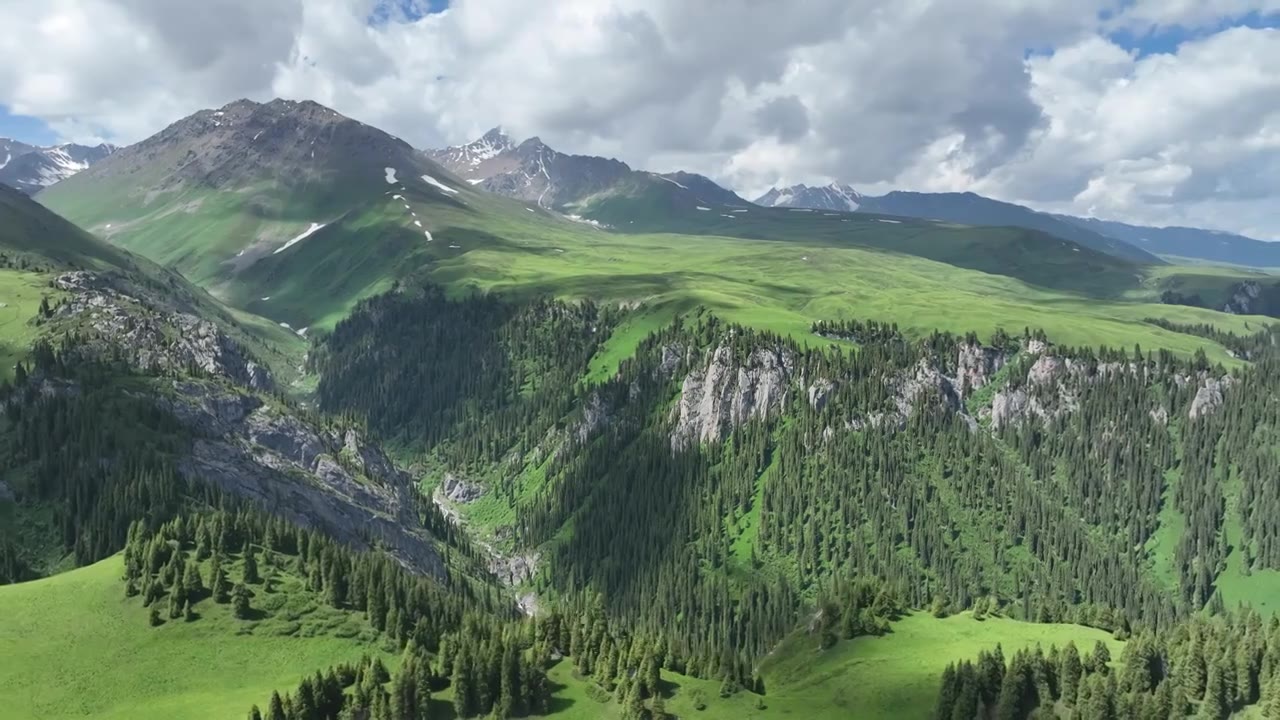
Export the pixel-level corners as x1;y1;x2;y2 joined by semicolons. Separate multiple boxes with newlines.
755;182;861;212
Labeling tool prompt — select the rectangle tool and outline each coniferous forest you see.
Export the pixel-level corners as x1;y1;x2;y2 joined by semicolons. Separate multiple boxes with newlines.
6;277;1280;719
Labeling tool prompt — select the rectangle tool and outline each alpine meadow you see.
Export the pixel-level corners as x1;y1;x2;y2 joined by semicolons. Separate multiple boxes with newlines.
3;3;1280;720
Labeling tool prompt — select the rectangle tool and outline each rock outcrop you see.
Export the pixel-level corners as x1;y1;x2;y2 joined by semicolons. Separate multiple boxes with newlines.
671;343;794;448
439;473;485;504
1189;376;1233;420
956;342;1007;398
54;271;273;391
161;380;442;577
807;378;836;410
1223;281;1263;315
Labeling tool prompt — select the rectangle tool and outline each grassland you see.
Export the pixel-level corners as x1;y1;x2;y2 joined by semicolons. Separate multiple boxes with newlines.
0;270;54;383
530;611;1123;720
40;161;1271;366
0;555;393;720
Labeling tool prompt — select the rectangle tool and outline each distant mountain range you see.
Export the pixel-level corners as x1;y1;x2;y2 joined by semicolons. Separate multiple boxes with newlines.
1054;216;1280;269
757;183;1278;268
0;139;115;194
428;128;749;212
756;185;1161;264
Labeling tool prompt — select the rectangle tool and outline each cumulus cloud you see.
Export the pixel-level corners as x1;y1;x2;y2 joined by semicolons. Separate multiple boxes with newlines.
0;0;1277;237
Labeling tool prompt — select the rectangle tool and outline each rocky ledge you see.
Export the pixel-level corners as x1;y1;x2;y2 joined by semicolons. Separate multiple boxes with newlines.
161;379;442;577
54;271;272;391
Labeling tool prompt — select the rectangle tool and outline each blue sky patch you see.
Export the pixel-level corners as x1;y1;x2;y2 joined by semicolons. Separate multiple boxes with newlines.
368;0;449;26
1109;10;1280;57
0;105;57;146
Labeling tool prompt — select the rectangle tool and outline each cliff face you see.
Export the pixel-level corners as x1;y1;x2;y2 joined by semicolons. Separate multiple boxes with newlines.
54;271;273;391
989;348;1234;429
671;344;795;449
41;269;444;576
163;380;443;577
956;342;1007;397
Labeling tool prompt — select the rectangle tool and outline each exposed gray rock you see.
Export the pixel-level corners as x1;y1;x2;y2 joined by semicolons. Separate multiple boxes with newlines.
1149;406;1170;426
54;271;273;392
1189;377;1233;420
161;380;441;576
892;360;961;417
1223;281;1263;314
807;378;836;410
490;551;540;587
671;343;794;448
956;343;1007;398
1028;355;1068;386
439;473;485;504
574;392;611;443
1025;339;1050;355
658;343;684;378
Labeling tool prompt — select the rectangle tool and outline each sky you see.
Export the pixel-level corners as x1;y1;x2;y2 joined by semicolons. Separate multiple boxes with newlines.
0;0;1277;239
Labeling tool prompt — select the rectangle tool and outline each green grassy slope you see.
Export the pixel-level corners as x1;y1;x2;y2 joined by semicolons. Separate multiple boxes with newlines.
38;140;1266;363
582;185;1145;295
2;179;304;383
0;270;52;383
0;557;1123;720
0;185;133;271
0;555;392;720
534;612;1122;720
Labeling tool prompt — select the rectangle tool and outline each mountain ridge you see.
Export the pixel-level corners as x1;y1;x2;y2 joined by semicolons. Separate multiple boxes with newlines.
0;139;115;194
428;126;752;210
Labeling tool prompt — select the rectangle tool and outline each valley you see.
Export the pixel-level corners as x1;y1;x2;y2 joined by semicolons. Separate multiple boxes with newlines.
1;96;1279;720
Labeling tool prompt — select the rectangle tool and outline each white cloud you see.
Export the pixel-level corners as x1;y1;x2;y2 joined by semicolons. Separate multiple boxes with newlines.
0;0;1277;237
1113;0;1280;32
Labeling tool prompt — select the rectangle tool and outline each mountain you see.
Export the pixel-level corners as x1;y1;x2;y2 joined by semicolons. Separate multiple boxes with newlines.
428;127;751;210
755;182;863;211
14;98;1280;720
41;100;1262;349
852;191;1161;264
0;141;115;194
39;98;471;290
1057;214;1280;268
0;138;38;168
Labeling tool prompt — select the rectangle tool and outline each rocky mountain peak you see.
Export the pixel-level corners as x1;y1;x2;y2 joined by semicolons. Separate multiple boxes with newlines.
58;97;420;194
0;139;116;194
755;182;862;211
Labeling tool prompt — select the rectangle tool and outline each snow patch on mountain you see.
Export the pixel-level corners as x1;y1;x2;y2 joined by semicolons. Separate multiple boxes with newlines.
384;167;398;184
755;182;862;212
275;222;326;254
657;175;688;189
421;174;458;194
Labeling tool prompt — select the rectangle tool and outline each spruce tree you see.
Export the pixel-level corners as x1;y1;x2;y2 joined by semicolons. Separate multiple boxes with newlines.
243;543;260;585
1201;660;1228;720
232;582;251;620
212;557;231;604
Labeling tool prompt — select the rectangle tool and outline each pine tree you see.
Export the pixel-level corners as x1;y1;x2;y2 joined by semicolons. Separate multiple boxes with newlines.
212;558;231;604
248;705;263;720
232;582;252;619
183;561;204;598
1060;642;1083;704
1201;659;1229;720
622;680;645;720
1265;674;1280;720
243;543;260;584
651;693;668;720
452;648;474;719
